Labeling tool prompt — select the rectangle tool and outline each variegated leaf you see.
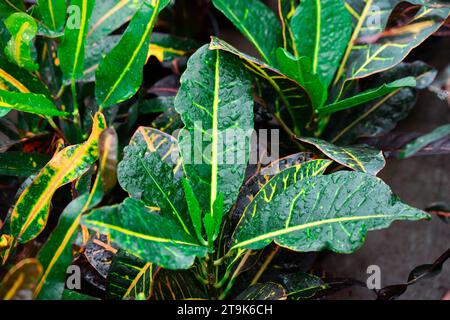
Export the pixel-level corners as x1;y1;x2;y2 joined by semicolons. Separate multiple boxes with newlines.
298;137;386;175
10;112;106;243
232;171;429;252
4;13;38;72
334;0;450;83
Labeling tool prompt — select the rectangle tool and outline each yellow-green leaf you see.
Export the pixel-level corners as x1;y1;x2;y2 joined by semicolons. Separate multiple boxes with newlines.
10;112;107;244
4;12;38;72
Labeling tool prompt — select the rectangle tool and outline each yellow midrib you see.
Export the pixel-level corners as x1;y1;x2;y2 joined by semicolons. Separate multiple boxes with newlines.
210;50;220;216
72;0;88;78
333;0;373;85
0;69;29;92
48;0;56;29
14;22;30;64
83;219;201;246
232;214;386;249
313;0;321;73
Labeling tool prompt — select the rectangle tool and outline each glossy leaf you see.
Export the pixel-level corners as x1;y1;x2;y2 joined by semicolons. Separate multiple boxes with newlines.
117;127;190;234
212;0;282;64
232;171;429;252
319;77;416;115
235;282;286;300
106;249;154;300
290;0;352;87
58;0;95;81
87;0;143;42
81;197;208;270
280;272;329;300
399;124;450;158
4;13;38;72
0;59;51;95
0;258;42;300
210;37;312;134
0;152;50;177
37;0;66;32
328;61;437;144
335;1;450;83
175;44;254;217
10;112;106;243
298;137;386;175
182;178;204;244
34;127;117;299
95;0;170;109
0;90;68;117
139;96;174;114
275;48;327;111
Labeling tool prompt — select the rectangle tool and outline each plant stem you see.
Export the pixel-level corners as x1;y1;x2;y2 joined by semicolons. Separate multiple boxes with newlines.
214;249;245;288
219;250;252;300
46;117;66;143
250;246;280;285
71;80;80;125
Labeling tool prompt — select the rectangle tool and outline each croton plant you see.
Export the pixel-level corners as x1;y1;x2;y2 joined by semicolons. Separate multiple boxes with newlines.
0;0;449;301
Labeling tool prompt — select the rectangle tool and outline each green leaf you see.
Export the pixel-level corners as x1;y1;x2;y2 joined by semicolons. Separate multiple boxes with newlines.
275;48;327;111
95;0;170;109
400;124;450;158
117;127;191;235
10;112;106;243
106;249;154;300
235;282;286;300
86;0;144;43
280;272;329;300
232;171;429;252
0;90;68;117
175;44;254;218
319;77;416;116
4;13;38;72
209;37;312;134
0;152;50;177
290;0;352;87
298;137;385;175
334;1;450;83
37;0;66;32
211;0;282;65
182;178;204;244
0;258;42;300
139;96;174;114
0;59;51;96
0;1;25;20
58;0;94;82
329;61;436;144
81;198;208;270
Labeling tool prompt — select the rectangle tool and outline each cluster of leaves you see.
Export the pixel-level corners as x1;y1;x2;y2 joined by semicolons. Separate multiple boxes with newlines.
0;0;449;300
